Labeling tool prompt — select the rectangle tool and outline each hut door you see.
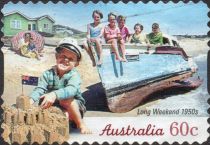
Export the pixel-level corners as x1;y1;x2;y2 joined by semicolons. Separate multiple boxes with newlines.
28;24;32;30
28;24;36;31
32;24;36;31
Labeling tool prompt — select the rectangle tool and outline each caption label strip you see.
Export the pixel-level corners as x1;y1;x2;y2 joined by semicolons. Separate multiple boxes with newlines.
69;117;208;144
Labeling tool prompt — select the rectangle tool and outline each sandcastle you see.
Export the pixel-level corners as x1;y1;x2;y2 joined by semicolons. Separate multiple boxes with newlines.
2;95;70;144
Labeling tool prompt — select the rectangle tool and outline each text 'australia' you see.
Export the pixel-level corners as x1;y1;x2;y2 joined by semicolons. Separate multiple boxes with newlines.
99;124;164;136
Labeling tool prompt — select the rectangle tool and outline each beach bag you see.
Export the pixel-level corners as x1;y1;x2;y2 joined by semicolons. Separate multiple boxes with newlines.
11;31;45;53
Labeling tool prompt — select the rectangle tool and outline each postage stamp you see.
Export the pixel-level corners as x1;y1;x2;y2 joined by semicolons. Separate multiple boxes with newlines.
0;0;209;144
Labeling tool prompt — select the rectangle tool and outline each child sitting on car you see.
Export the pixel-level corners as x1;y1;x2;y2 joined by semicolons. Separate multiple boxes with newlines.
104;12;127;62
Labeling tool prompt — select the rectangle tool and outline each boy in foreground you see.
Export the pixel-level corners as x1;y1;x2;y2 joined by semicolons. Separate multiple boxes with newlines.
29;43;91;134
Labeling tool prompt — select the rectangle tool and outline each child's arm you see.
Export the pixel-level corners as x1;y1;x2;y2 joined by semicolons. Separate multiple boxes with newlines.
18;38;28;49
86;24;91;41
128;34;135;43
144;34;151;48
98;25;104;38
144;34;150;44
105;33;117;41
128;35;132;43
29;72;49;102
104;33;110;40
103;27;109;40
125;27;130;42
116;28;122;40
159;32;163;45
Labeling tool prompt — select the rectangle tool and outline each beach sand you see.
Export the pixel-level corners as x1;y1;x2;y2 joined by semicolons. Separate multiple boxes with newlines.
1;38;209;117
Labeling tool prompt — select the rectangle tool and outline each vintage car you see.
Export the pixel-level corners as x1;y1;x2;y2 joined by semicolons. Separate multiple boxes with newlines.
60;35;202;113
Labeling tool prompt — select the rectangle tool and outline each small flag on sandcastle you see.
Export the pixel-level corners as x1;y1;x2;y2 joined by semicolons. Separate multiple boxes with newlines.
22;75;39;86
21;75;39;94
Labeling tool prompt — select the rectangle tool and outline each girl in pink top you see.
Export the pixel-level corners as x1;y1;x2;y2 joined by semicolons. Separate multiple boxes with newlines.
117;15;130;43
104;13;126;62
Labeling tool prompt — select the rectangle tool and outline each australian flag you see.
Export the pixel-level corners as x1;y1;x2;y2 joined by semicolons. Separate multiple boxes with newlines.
22;75;39;86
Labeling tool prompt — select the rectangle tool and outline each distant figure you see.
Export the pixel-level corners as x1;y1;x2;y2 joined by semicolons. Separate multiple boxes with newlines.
83;10;104;66
147;23;163;45
18;33;40;60
104;12;126;62
29;44;92;134
28;37;43;58
117;15;130;43
129;23;150;45
28;37;36;51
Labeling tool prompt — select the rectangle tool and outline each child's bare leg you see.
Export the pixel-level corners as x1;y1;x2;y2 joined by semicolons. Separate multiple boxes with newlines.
38;48;44;54
33;50;40;60
119;40;127;62
95;39;103;65
35;48;43;57
83;42;96;66
39;52;43;57
107;39;121;60
59;99;92;134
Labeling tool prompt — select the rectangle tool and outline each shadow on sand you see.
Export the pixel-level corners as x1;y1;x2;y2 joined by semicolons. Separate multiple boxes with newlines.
82;82;110;112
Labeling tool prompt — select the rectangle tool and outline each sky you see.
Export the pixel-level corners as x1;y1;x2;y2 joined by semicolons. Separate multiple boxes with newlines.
2;1;209;35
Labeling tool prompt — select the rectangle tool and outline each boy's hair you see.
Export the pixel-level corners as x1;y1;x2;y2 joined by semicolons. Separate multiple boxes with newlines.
92;10;103;19
108;12;117;20
24;32;31;38
134;23;144;30
55;43;82;61
117;15;126;22
152;23;159;28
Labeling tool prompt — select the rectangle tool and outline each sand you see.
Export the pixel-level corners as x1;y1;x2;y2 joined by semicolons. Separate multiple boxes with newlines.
178;38;209;57
1;37;209;117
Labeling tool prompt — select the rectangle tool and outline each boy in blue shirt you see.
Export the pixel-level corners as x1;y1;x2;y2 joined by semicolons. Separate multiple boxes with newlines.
29;43;91;134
